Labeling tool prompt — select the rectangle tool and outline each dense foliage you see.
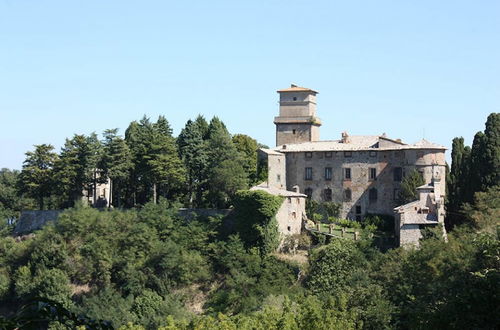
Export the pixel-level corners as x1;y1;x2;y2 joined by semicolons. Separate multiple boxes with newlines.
10;115;258;212
232;190;283;254
0;112;498;329
447;113;500;228
0;193;497;329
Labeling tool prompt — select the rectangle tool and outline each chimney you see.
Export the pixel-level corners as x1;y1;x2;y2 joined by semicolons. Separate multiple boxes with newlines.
341;131;350;143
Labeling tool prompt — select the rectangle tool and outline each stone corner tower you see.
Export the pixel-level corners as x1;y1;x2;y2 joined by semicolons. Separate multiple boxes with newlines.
274;84;321;146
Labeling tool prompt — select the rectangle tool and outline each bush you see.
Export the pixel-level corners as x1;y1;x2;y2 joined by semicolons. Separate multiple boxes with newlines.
281;233;312;253
336;218;362;229
364;214;395;232
306;239;364;295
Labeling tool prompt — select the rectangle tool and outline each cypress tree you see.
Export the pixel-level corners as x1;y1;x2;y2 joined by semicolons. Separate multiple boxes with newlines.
468;132;486;202
482;113;500;189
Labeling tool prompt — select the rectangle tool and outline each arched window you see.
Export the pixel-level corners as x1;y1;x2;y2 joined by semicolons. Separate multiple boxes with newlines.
344;189;352;201
369;188;378;203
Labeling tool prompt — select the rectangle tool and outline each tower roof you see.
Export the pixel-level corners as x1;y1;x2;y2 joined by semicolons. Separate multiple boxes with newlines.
277;84;318;94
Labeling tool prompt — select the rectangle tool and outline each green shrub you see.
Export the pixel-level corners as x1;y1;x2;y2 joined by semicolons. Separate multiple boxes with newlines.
364;214;395;232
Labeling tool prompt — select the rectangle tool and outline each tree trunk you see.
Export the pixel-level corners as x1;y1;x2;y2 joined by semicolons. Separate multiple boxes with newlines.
109;178;113;208
153;182;157;204
39;195;44;210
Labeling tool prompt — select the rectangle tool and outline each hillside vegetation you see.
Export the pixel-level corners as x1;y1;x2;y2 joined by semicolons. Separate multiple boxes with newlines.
0;113;498;329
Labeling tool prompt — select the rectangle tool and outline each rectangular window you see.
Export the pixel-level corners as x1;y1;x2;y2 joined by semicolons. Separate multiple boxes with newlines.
344;189;352;201
369;168;377;180
324;189;332;201
277;174;281;182
369;188;378;203
325;151;332;158
344;151;352;158
305;152;313;158
324;167;332;180
393;167;403;181
305;167;313;180
355;205;362;214
344;168;351;180
393;189;400;200
305;188;313;198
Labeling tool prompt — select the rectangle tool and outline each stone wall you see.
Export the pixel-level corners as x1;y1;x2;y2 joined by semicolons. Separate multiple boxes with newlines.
14;208;232;235
14;210;62;235
275;123;315;146
177;208;232;221
283;149;445;221
399;224;423;247
275;196;305;237
267;153;286;189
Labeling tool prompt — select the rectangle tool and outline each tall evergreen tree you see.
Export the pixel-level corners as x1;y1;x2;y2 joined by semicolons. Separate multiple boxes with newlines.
53;134;102;207
125;116;186;204
177;118;209;207
482;113;500;189
447;138;471;215
468;132;486;202
232;134;258;186
18;144;58;209
148;116;186;203
206;117;248;208
100;129;133;207
194;115;209;140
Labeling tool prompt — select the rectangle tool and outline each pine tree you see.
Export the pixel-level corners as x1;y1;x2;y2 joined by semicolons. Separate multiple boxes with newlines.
53;134;102;207
148;116;186;203
18;144;58;209
125;116;186;204
125;117;155;205
178;118;209;207
206;117;248;208
100;129;133;207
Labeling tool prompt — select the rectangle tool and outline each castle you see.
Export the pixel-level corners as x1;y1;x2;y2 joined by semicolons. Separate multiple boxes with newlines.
257;84;447;247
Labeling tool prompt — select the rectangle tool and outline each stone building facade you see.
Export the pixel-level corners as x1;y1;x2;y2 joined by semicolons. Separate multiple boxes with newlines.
250;182;306;237
394;175;447;247
82;170;111;208
259;84;447;246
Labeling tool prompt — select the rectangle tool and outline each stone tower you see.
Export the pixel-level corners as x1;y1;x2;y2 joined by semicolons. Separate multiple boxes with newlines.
274;84;321;146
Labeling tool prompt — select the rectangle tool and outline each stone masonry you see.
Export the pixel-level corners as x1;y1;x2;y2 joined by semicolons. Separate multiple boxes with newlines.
259;84;447;247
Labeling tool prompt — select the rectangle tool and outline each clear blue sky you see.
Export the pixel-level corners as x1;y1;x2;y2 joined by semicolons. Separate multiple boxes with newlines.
1;0;499;170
